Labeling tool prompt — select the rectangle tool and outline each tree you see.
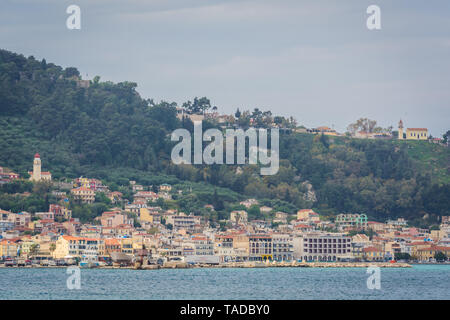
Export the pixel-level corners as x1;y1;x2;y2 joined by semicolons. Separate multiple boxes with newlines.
434;251;447;262
29;243;40;257
347;118;382;135
394;252;411;261
248;205;261;220
212;189;224;211
443;130;450;144
95;192;112;205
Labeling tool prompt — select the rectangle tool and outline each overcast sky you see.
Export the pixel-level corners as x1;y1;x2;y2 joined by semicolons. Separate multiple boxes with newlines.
1;0;449;136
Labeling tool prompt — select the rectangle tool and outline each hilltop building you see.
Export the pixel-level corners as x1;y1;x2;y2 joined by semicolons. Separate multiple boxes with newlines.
28;153;51;182
398;120;428;140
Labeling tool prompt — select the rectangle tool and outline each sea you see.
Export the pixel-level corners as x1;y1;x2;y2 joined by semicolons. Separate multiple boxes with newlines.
0;264;448;300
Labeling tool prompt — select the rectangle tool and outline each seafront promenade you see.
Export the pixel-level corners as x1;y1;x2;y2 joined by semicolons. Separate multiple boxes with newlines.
0;261;412;269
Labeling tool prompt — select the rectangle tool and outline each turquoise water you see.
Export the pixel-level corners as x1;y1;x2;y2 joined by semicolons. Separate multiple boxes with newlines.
0;265;448;299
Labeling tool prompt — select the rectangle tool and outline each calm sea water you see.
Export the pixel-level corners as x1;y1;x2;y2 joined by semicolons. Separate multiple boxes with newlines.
0;265;448;300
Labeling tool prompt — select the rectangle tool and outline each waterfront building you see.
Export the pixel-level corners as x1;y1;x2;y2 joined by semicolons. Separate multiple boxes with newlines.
351;234;371;260
413;244;450;262
384;241;402;260
249;234;272;261
363;246;384;261
272;233;293;261
19;240;38;257
189;236;215;256
119;237;134;255
53;235;102;259
0;239;19;258
215;235;244;262
104;238;121;256
302;233;353;262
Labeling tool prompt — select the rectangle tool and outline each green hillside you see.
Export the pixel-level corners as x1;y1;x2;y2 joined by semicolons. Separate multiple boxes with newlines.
0;49;449;226
396;140;450;185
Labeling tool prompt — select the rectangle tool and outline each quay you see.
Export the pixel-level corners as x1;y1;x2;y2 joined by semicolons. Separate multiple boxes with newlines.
0;261;412;269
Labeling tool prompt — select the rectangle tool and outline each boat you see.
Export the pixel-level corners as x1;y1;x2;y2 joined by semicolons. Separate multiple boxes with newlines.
79;255;99;268
79;247;100;268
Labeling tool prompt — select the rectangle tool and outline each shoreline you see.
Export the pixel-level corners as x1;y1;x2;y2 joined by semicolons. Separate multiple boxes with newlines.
0;261;415;269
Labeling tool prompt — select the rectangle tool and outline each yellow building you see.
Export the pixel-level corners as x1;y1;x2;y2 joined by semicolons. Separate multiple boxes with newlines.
159;184;172;192
398;120;428;140
53;235;102;259
139;208;157;224
71;187;95;204
363;247;384;261
19;240;38;256
414;245;450;262
0;240;19;257
120;238;134;255
312;126;339;136
406;128;428;140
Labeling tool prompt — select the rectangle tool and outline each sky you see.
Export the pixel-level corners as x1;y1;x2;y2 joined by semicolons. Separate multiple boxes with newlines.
1;0;449;136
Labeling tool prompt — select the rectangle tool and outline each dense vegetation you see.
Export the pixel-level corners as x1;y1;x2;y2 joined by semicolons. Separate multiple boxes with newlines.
1;49;449;226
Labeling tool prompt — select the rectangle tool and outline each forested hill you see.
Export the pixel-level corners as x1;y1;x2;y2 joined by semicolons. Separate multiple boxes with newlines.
1;49;449;225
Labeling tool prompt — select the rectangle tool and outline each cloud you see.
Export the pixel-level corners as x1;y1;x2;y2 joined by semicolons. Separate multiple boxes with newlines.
0;0;449;135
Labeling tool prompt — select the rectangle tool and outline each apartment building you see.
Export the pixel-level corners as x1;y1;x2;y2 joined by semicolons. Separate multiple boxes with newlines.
166;213;197;231
53;235;102;259
302;233;353;262
272;233;293;261
71;187;95;204
249;234;272;261
335;214;368;230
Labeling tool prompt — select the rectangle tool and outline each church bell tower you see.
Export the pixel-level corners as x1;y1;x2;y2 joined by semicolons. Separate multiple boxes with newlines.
32;153;42;181
398;119;404;140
